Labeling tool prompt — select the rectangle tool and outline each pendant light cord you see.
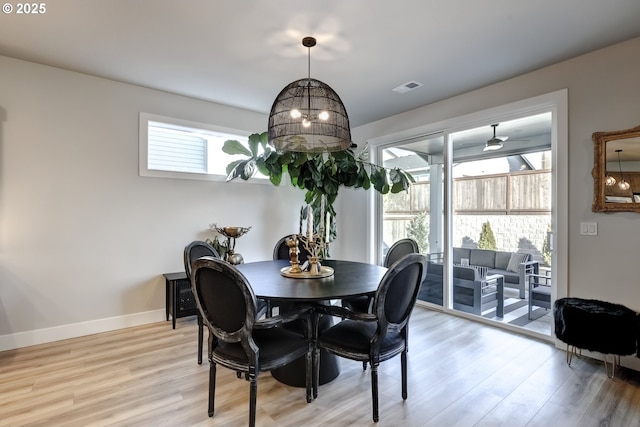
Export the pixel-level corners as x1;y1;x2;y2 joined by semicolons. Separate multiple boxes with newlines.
617;149;625;182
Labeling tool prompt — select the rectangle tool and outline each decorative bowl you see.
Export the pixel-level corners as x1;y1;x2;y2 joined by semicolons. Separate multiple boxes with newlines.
216;226;251;238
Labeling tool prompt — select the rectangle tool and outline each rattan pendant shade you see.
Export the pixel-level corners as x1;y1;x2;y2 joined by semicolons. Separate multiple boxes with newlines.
268;37;351;153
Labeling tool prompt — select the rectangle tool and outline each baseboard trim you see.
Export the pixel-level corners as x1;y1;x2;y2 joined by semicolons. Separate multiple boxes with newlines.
0;309;166;352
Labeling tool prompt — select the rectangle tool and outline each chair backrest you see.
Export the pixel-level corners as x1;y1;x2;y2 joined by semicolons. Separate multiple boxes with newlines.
273;235;312;262
191;257;257;347
184;240;220;279
373;253;426;331
383;238;419;268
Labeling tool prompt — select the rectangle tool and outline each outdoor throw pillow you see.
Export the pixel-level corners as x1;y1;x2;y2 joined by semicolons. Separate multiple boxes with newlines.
507;253;528;272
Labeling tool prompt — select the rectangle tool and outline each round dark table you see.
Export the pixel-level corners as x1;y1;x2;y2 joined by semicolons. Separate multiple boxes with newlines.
235;259;387;386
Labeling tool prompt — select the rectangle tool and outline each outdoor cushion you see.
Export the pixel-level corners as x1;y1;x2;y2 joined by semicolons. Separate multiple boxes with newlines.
469;249;496;268
453;266;475;280
488;268;519;284
507;252;529;272
453;248;470;264
494;251;511;270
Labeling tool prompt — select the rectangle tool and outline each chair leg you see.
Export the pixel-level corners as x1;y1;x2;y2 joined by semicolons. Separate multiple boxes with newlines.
362;361;367;371
305;350;312;403
197;313;204;365
249;374;257;427
312;311;320;399
312;346;320;399
208;362;216;417
370;362;379;423
401;350;408;400
406;325;409;353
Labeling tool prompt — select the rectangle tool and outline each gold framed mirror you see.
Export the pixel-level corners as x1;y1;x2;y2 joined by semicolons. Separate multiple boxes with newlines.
592;125;640;212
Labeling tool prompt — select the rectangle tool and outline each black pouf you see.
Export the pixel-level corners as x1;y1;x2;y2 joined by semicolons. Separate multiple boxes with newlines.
553;297;638;356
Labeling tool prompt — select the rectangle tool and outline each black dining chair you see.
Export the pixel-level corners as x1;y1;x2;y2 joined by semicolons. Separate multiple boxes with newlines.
273;234;312;263
342;238;419;315
184;240;220;365
184;240;267;364
191;256;313;426
313;253;426;422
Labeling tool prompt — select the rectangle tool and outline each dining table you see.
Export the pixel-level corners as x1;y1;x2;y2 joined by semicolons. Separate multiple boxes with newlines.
234;258;388;386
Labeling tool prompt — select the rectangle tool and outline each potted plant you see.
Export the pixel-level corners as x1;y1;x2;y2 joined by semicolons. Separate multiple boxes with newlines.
223;132;414;239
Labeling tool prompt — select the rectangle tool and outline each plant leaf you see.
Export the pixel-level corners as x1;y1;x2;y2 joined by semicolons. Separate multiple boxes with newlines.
357;143;370;161
269;168;282;186
241;160;256;179
247;133;262;157
226;159;251;181
222;140;252;157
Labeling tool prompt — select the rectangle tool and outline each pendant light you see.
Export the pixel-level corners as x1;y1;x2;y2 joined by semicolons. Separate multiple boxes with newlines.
268;36;351;152
616;149;631;191
604;173;617;186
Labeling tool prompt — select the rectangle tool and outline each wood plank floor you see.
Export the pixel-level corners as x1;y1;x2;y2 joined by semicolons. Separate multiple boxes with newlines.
2;307;640;427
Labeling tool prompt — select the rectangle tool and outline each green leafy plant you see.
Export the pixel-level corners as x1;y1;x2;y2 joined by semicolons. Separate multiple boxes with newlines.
407;211;429;254
542;223;552;267
223;132;414;237
477;221;497;250
205;227;228;260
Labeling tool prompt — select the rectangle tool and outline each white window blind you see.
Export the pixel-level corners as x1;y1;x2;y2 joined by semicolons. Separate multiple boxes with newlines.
148;124;208;173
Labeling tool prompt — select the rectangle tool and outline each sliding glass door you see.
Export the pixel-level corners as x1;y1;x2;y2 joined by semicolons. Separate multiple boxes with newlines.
378;106;559;338
448;114;553;334
381;134;445;306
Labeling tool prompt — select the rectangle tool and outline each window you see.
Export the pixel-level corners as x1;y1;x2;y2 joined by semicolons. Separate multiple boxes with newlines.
139;113;266;181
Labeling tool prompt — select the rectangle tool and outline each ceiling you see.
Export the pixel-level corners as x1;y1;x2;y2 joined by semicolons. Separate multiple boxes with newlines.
1;1;639;128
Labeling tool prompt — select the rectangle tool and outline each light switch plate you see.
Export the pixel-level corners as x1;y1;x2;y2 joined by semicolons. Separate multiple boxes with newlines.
580;222;598;236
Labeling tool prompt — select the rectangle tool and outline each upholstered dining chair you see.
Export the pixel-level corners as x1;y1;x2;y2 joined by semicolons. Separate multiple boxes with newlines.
273;234;312;262
191;256;313;427
184;240;220;365
314;253;426;422
184;240;267;364
342;238;419;314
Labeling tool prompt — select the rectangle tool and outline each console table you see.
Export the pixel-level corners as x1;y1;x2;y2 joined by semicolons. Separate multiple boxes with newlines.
163;272;197;329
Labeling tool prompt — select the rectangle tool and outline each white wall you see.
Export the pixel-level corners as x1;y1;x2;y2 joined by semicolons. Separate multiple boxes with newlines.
0;56;307;349
342;37;640;367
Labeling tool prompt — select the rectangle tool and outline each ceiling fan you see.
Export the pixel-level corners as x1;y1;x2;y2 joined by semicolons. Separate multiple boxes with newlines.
483;124;508;151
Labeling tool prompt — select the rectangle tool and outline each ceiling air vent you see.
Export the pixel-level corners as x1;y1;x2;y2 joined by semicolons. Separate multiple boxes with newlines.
392;80;423;94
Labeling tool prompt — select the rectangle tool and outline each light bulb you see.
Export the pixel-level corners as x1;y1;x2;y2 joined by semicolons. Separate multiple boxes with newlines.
318;111;329;121
483;143;502;151
302;118;311;128
605;175;616;186
290;109;302;119
618;180;630;191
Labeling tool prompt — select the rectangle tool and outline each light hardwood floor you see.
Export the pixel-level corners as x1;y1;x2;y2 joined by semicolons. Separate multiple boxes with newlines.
2;307;640;427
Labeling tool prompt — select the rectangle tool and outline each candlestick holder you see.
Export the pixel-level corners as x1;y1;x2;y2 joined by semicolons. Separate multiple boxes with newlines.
280;233;334;278
285;235;303;274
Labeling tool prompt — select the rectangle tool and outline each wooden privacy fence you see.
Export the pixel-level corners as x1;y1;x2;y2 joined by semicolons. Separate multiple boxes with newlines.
384;170;552;215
